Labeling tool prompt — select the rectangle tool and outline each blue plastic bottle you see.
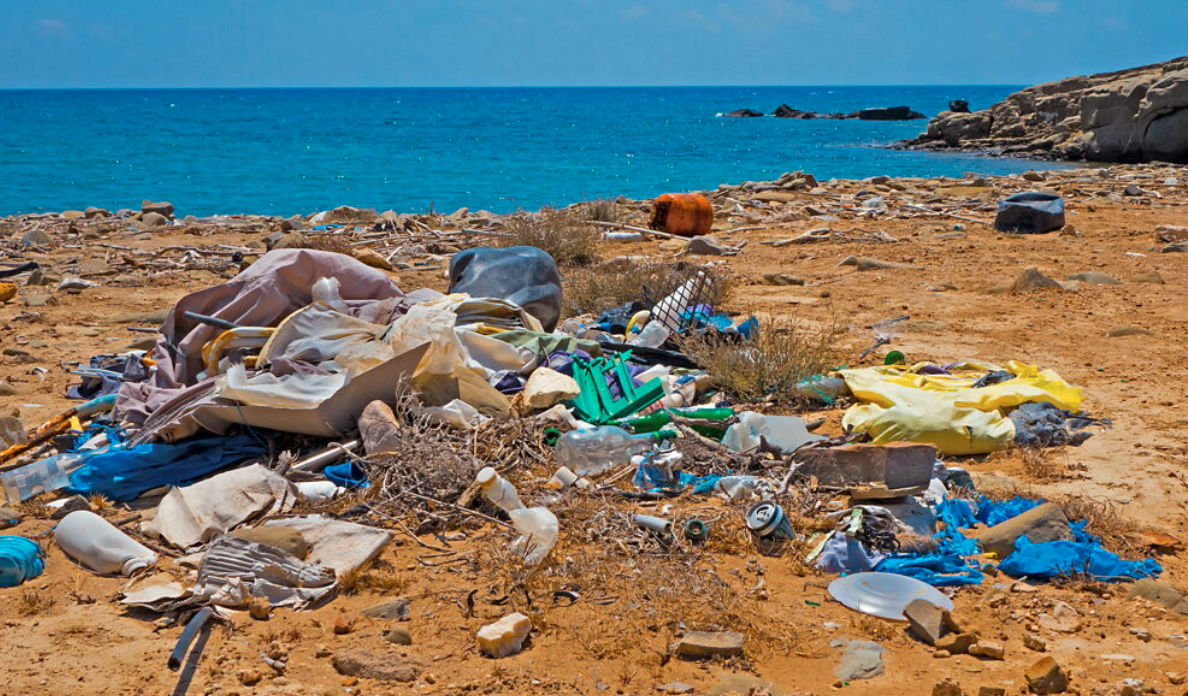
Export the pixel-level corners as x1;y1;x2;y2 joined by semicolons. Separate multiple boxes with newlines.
0;536;46;588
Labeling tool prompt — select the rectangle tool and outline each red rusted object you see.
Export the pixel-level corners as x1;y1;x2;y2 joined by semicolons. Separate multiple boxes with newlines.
649;193;713;238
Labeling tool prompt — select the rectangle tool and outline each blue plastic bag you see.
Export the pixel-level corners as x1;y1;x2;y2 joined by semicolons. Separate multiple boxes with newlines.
998;537;1162;581
0;537;45;588
66;435;268;502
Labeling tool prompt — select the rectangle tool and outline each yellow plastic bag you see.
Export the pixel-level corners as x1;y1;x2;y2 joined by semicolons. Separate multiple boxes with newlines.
840;361;1082;455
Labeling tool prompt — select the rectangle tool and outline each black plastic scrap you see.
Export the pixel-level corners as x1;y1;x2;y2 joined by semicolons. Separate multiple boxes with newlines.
1010;401;1111;448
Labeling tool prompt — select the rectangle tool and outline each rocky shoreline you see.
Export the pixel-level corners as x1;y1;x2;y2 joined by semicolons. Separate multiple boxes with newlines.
898;55;1188;164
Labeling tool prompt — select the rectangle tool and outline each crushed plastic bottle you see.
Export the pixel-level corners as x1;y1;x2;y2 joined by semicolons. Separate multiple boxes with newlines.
554;426;660;476
508;507;558;565
628;321;670;348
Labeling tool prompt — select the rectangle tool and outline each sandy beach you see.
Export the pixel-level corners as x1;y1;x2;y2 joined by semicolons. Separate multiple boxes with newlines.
2;162;1186;696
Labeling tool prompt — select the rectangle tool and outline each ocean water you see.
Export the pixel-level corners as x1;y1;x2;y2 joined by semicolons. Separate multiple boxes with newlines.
0;86;1065;217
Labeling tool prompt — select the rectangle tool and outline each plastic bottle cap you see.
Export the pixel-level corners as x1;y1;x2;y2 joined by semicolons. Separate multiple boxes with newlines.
475;467;497;487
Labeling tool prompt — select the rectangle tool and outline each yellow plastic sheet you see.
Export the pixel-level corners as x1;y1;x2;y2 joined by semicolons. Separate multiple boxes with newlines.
841;361;1083;455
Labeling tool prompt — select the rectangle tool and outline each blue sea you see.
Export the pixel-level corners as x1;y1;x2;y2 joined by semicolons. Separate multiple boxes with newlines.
0;86;1065;217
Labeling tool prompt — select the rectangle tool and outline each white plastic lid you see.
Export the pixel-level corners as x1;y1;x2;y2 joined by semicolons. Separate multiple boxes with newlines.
122;556;154;576
475;467;497;487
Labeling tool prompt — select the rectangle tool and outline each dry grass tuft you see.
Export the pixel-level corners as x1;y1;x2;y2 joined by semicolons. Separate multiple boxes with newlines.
276;233;354;256
339;559;409;596
1059;495;1144;556
499;207;601;268
680;314;841;406
16;589;56;616
564;258;732;317
579;199;623;224
1019;446;1066;482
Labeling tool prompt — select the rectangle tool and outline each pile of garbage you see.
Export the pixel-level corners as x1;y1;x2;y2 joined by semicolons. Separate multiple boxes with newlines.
0;236;1170;676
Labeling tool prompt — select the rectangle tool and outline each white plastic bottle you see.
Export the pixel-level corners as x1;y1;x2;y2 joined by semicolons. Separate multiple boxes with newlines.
628;321;670;348
54;510;157;576
475;467;525;513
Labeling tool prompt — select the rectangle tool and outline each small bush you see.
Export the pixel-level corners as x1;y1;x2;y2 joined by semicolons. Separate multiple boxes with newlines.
580;198;623;224
564;259;731;317
680;315;841;406
498;207;601;268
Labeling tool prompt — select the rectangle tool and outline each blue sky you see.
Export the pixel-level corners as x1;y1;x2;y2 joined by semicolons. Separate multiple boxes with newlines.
2;0;1185;88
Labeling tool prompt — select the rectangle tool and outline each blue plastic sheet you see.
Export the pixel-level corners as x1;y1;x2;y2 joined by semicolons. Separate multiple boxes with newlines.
998;537;1162;581
875;498;983;586
974;496;1043;526
66;435;268;502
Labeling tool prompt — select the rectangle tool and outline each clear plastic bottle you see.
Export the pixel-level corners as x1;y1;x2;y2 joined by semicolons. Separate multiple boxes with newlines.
1;452;85;504
475;467;525;513
311;276;348;312
554;426;659;476
628;322;670;348
54;510;157;576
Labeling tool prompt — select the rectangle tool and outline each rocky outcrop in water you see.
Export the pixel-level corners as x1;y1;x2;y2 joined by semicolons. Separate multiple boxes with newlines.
902;55;1188;163
766;104;923;120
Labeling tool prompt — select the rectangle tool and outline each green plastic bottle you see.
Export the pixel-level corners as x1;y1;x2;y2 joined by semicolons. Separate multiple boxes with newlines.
617;407;734;440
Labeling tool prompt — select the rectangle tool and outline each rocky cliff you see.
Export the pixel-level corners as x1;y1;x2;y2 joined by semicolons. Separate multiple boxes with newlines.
902;56;1188;163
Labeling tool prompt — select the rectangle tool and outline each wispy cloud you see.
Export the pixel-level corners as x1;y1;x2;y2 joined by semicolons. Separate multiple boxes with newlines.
38;18;70;36
681;9;722;32
1006;0;1060;14
619;4;649;21
827;0;856;12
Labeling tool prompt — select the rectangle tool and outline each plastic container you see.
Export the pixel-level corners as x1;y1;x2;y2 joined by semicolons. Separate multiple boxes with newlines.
554;426;659;476
633;514;672;535
547;466;588;490
628;321;670;348
54;510;157;576
475;467;525;513
1;452;86;504
0;536;45;588
296;480;346;502
508;507;558;565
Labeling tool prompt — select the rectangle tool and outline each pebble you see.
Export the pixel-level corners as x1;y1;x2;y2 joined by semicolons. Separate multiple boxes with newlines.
969;641;1005;660
933;677;962;696
1130;627;1152;642
655;683;694;694
333;614;356;635
385;625;412;646
1023;634;1047;652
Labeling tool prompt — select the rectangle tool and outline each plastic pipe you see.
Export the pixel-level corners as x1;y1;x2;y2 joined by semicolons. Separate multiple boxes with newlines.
168;607;214;671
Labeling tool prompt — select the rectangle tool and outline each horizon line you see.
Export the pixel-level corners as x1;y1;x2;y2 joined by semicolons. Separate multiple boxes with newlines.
0;83;1025;91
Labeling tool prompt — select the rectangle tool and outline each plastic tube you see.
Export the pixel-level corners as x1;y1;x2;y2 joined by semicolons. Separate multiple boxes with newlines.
168;608;214;670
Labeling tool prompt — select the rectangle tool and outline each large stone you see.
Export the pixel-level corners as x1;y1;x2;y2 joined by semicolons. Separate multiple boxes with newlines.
362;598;411;621
723;109;763;117
477;612;532;658
762;273;805;286
1067;271;1121;285
332;649;423;682
1128;578;1188;615
141;200;174;218
358;400;402;456
904;598;951;646
685;236;736;256
706;675;787;696
140;212;169;228
794;442;936;492
833;639;885;681
857;106;925;120
1010;268;1064;294
970;502;1073;558
1025;656;1069;695
933;678;963;696
674;631;745;660
521;367;580;409
1156;225;1188;243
